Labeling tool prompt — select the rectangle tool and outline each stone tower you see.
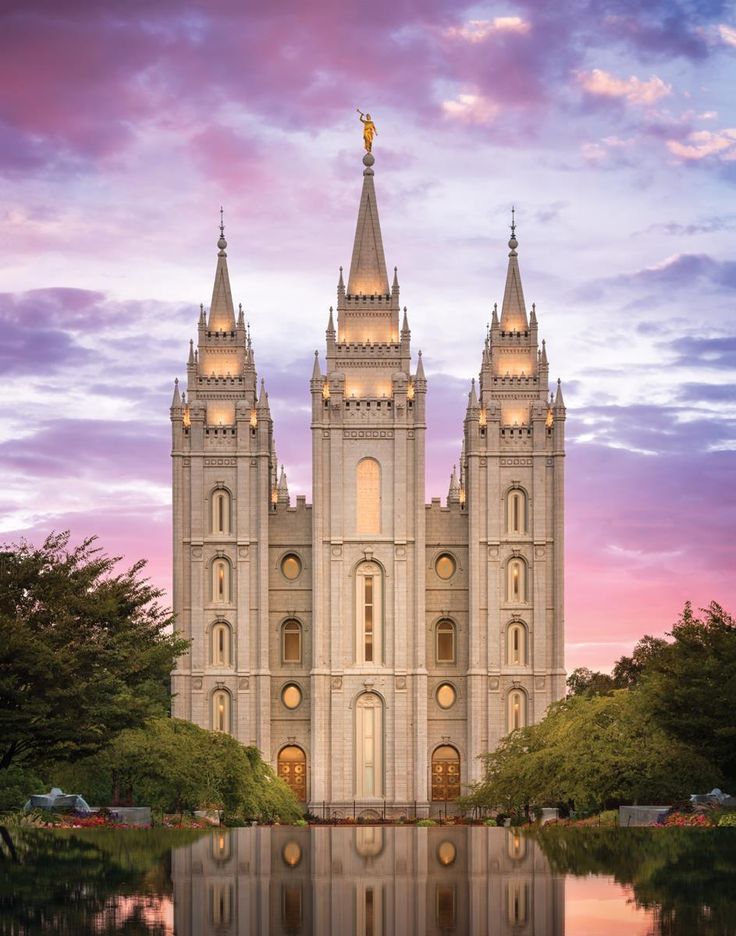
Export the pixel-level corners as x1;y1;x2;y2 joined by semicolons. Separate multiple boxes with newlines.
170;155;566;815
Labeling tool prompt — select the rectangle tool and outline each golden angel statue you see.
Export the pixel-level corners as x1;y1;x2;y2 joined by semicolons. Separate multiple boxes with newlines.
356;109;377;152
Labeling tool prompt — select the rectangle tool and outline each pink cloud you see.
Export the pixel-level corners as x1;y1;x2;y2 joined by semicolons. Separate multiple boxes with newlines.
666;128;736;160
577;68;672;105
446;17;531;42
441;93;499;125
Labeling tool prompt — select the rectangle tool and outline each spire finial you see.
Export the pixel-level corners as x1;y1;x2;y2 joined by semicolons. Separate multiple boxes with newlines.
508;206;518;255
217;207;227;256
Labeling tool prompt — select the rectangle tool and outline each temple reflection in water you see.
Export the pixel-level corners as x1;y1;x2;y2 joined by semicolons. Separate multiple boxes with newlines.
172;826;564;935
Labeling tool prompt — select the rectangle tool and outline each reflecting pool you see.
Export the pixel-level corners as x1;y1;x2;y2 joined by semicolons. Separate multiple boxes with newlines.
1;825;734;935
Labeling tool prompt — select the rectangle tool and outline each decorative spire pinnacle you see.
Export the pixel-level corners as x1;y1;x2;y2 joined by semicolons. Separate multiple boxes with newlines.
277;464;290;504
337;266;345;294
448;465;461;504
171;377;181;407
491;303;499;327
312;350;322;380
469;377;479;409
327;307;335;336
500;210;528;332
540;338;548;365
188;339;195;365
237;303;245;327
392;266;400;294
415;349;426;381
199;303;206;325
401;307;410;335
554;377;565;409
257;377;270;412
346;152;390;296
208;209;236;331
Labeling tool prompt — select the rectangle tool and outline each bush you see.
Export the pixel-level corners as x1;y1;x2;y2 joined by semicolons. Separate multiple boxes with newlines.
717;812;736;828
0;765;45;814
416;818;437;827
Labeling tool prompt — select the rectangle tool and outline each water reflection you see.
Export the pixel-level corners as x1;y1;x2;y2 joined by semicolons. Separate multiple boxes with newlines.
171;827;564;935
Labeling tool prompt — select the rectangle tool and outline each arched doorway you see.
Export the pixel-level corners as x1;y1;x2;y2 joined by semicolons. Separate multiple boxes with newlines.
277;746;307;801
431;745;460;801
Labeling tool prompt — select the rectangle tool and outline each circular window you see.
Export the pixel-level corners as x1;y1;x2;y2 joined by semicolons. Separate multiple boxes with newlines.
435;553;456;580
437;841;457;866
436;683;457;709
281;684;302;710
282;841;302;867
281;554;302;580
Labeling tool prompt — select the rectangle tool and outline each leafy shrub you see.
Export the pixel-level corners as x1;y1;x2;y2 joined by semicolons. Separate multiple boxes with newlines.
416;818;437;827
0;765;45;814
717;812;736;827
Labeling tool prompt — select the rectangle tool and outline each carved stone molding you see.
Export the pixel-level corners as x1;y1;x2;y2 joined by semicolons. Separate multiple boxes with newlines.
192;677;203;690
501;457;532;466
488;676;500;691
535;546;546;558
395;545;406;558
535;676;546;690
408;430;415;439
191;547;203;560
488;546;499;559
238;546;250;559
480;457;487;466
205;458;235;466
395;676;407;690
183;458;191;467
239;677;250;690
331;676;342;690
343;430;394;439
331;546;343;558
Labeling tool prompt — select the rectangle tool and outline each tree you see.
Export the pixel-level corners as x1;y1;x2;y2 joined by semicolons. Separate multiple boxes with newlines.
462;690;720;815
52;717;302;822
612;634;669;688
0;532;189;771
566;666;615;697
638;602;736;786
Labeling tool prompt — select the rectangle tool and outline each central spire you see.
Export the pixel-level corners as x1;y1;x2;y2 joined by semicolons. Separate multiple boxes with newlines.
500;207;528;332
347;153;390;296
207;207;236;332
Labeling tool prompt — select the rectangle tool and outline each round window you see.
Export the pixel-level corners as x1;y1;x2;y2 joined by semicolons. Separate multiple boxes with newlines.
437;841;457;866
281;554;302;580
281;684;302;710
436;683;457;709
435;553;456;580
282;841;302;867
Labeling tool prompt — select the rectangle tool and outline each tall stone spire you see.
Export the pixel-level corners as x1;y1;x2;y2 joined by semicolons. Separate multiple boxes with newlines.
347;153;390;296
500;207;528;332
207;207;236;332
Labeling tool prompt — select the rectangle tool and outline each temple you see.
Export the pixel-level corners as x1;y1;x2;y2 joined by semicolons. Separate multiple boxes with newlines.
170;150;566;816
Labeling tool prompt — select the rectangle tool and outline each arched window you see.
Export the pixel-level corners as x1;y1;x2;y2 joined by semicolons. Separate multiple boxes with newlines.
436;619;456;664
355;561;383;664
282;619;302;664
507;689;527;733
211;621;232;666
431;745;461;801
505;881;528;925
507;487;527;534
356;458;381;535
212;689;231;733
507;558;527;603
507;622;527;666
277;745;307;801
211;488;231;535
212;557;232;603
355;692;383;797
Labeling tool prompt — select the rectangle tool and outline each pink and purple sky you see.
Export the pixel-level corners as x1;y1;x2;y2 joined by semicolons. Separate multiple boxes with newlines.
1;1;734;671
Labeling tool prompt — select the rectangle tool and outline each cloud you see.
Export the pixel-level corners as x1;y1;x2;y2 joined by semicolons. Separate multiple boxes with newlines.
666;127;736;161
718;23;736;47
441;92;499;125
446;17;531;42
577;68;672;105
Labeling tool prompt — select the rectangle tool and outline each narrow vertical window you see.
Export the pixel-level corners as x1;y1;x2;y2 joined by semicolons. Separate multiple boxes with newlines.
213;690;231;733
507;488;527;534
212;558;231;602
355;693;383;797
507;623;527;666
507;690;526;733
507;558;526;603
436;620;456;664
282;620;302;663
211;489;231;535
212;622;231;666
357;458;381;535
356;562;382;664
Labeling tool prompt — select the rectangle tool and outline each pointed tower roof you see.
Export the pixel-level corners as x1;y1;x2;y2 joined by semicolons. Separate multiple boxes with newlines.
448;465;461;504
500;208;528;332
171;377;181;407
347;153;390;296
208;208;236;332
415;349;426;381
554;377;566;409
311;350;322;380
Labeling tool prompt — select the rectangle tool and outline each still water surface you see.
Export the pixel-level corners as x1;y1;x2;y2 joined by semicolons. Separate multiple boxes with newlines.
1;825;734;935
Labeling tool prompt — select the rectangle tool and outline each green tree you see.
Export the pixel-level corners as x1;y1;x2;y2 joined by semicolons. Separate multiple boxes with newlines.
566;666;615;697
638;602;736;786
52;717;301;823
0;532;189;772
612;634;669;688
462;691;720;815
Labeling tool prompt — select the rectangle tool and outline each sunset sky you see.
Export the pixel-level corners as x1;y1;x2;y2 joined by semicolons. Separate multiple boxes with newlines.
1;0;734;672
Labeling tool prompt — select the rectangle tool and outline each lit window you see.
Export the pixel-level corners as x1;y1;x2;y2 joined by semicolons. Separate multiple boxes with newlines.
282;841;302;867
356;562;382;664
281;554;302;580
507;558;527;603
436;683;457;709
437;841;457;866
355;693;383;797
431;745;460;801
507;623;527;666
507;488;527;534
282;620;302;663
356;458;381;534
212;690;231;733
435;553;456;580
508;690;527;733
281;684;302;710
436;620;456;664
211;489;231;535
212;558;231;602
212;622;231;666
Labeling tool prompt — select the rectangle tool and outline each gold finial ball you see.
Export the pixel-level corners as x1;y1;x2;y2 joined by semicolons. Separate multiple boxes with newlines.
363;153;375;168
